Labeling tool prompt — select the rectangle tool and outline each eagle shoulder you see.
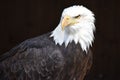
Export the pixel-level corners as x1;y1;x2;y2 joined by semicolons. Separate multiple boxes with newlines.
0;33;65;80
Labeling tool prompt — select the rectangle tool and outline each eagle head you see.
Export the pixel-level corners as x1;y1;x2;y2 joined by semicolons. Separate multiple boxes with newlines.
51;5;95;52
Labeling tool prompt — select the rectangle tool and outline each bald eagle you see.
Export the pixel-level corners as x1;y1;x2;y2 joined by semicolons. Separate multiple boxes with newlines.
0;5;95;80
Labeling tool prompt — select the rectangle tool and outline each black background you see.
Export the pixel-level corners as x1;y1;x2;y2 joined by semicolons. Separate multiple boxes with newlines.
0;0;120;80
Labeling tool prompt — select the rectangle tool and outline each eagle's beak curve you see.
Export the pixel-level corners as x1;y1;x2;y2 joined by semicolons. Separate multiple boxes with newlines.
61;15;76;30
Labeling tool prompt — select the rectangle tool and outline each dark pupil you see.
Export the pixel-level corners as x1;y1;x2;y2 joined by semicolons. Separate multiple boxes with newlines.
74;15;80;18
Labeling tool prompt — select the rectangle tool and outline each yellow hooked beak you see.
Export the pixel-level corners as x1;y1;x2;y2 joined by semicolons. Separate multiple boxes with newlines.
61;15;77;30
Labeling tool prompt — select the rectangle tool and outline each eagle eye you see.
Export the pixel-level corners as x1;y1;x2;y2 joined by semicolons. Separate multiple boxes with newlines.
74;15;81;18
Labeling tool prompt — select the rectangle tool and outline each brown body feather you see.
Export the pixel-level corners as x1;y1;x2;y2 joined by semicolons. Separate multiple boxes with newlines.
0;33;92;80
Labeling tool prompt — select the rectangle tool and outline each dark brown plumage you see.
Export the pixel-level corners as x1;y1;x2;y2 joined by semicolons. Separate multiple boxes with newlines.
0;5;95;80
0;33;92;80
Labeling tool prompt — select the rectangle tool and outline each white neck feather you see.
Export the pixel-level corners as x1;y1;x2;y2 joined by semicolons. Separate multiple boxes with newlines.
50;19;95;52
50;5;95;52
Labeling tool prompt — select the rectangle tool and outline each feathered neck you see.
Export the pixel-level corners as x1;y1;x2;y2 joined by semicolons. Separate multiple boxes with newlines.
50;20;95;52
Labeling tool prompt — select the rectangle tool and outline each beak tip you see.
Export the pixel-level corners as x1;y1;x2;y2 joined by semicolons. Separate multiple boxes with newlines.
61;15;71;31
61;23;65;31
61;26;64;31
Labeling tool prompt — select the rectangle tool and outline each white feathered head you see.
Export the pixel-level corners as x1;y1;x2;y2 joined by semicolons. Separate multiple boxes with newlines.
51;5;95;52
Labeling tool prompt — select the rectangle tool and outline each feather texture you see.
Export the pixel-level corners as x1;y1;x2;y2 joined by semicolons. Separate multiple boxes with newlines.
0;5;95;80
0;33;92;80
51;5;95;52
